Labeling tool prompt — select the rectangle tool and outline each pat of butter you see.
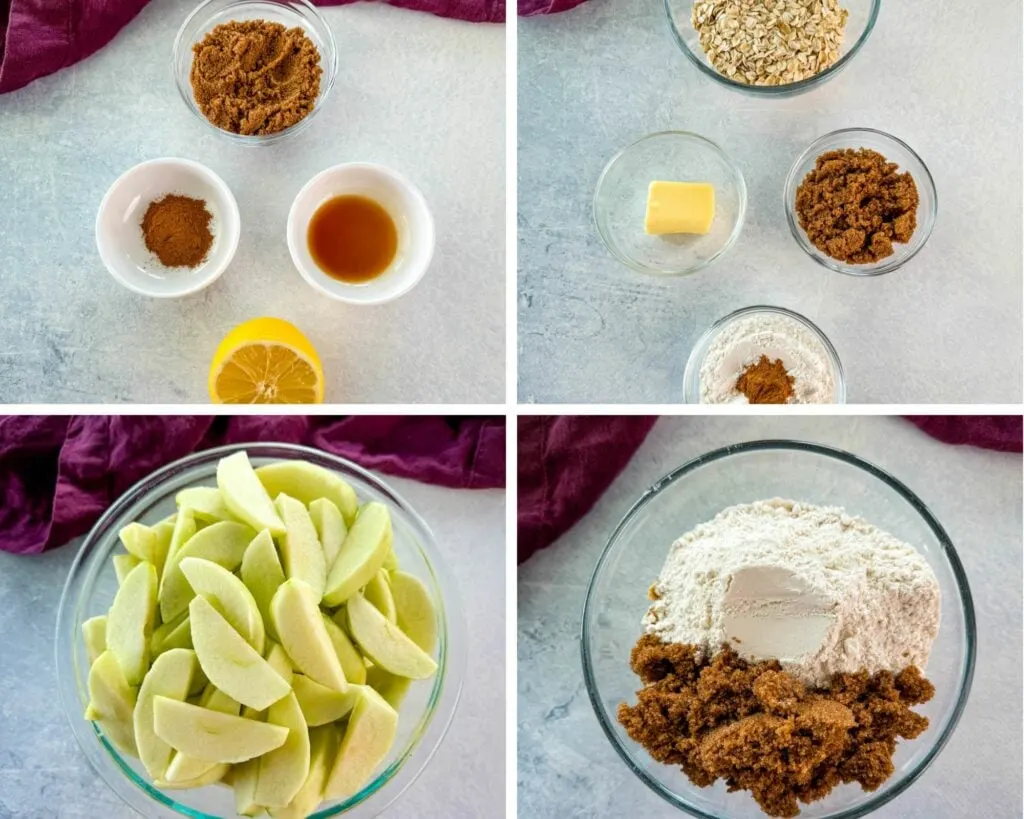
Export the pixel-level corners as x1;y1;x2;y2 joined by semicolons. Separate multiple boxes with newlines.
644;181;715;235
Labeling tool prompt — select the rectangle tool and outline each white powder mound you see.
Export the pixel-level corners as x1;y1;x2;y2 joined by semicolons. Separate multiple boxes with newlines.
699;312;836;404
643;498;941;687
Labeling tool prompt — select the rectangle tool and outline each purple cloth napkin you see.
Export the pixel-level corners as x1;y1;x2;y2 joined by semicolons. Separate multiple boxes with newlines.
518;0;584;16
0;0;503;95
0;415;505;556
906;416;1023;453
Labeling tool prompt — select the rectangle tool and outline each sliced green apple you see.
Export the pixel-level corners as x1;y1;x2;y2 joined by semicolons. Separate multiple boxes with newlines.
159;521;255;623
383;548;399;573
322;687;398;800
269;725;339;819
364;569;397;624
133;648;197;779
255;460;358;525
254;692;310;808
179;556;265;653
347;592;437;679
154;763;230;790
189;596;290;711
151;612;192;657
232;758;261;817
152;696;288;763
82;615;107;664
265;640;295;687
107;561;158;685
164;684;242;783
292;675;358;726
175;486;237;524
119;523;165;569
322;503;392;607
218;451;286;536
241;529;287;642
166;507;197;567
85;650;139;757
365;665;412;710
275;493;326;601
321;613;367;685
309;497;346;572
390;570;438;652
271;580;347;693
112;553;141;585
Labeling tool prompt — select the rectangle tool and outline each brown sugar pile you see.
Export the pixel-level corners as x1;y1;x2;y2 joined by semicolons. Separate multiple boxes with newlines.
141;194;213;268
795;148;919;265
736;355;794;404
617;636;934;818
191;20;322;136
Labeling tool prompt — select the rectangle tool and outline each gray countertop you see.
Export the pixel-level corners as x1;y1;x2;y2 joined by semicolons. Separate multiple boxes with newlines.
518;1;1023;404
0;1;504;404
0;477;505;818
518;416;1023;817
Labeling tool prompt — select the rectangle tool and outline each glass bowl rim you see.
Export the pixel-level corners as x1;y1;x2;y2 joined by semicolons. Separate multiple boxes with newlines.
593;130;748;277
783;127;939;278
581;438;977;819
682;305;847;404
665;0;881;96
171;0;340;146
55;441;466;819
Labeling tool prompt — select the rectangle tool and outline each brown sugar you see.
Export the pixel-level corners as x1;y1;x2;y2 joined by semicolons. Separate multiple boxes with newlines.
617;636;934;818
141;194;213;268
190;20;322;136
795;148;919;265
736;355;794;404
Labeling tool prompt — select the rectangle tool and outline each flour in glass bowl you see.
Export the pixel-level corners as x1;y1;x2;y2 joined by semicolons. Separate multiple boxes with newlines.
699;311;837;403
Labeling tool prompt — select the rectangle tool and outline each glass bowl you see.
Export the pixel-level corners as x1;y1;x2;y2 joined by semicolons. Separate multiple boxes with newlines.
682;305;846;404
173;0;338;146
784;128;938;277
665;0;880;97
594;132;747;276
55;442;466;818
582;440;976;819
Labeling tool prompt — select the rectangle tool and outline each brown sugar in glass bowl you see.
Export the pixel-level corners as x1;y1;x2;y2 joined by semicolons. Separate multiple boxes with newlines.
173;0;338;144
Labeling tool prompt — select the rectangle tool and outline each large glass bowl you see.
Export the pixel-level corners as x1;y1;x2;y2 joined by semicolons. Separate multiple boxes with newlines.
55;442;466;818
582;441;975;819
665;0;880;98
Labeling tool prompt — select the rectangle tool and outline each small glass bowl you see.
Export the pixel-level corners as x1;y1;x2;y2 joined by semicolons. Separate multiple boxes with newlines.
594;132;747;276
173;0;338;146
55;443;466;818
665;0;880;97
784;128;938;277
582;440;976;819
682;305;846;404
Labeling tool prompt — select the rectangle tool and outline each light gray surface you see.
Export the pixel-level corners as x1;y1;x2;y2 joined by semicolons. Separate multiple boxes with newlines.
0;477;505;818
518;1;1024;404
518;416;1023;817
0;1;504;404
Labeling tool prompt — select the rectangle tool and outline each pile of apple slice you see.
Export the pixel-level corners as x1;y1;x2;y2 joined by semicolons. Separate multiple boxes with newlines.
82;451;439;818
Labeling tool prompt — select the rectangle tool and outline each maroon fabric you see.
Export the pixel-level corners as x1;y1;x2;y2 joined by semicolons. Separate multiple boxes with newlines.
0;415;505;556
518;416;656;564
905;416;1023;453
0;0;503;94
518;0;585;16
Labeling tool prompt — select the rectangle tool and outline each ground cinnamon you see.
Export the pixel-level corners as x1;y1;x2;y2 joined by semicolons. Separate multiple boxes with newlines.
736;355;794;404
141;195;213;269
618;637;934;818
795;148;919;264
190;20;322;136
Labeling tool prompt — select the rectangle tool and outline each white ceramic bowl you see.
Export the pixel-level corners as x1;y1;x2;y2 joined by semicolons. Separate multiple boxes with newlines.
95;158;240;297
287;163;435;304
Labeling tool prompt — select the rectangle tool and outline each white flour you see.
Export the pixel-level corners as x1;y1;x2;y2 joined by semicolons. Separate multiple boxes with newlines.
643;498;941;687
699;312;836;404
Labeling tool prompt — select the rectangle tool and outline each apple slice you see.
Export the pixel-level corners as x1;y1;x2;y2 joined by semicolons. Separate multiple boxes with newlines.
82;615;108;664
218;451;286;536
390;571;438;652
166;507;198;567
159;521;255;623
365;665;412;710
241;529;286;641
255;460;358;525
322;503;392;607
347;592;437;679
364;570;397;624
322;613;367;685
180;556;265;653
151;612;192;657
175;486;237;524
154;763;230;790
133;648;197;779
269;725;339;819
293;674;358;726
322;687;398;800
153;696;288;763
271;580;348;693
107;561;158;685
309;498;346;571
275;493;326;601
164;685;241;783
189;596;290;711
112;553;142;585
383;548;399;573
119;523;167;572
86;650;139;757
254;692;310;808
232;757;261;817
265;640;295;687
